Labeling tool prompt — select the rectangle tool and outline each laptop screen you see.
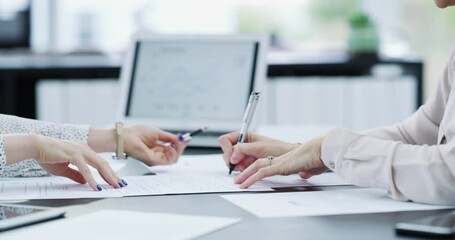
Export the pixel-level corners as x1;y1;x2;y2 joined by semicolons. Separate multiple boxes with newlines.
125;40;259;128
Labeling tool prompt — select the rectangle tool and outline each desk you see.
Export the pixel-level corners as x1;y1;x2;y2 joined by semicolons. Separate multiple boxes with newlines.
22;186;449;240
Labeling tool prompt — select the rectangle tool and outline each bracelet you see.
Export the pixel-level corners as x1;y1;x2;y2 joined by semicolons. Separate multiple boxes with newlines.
114;122;127;160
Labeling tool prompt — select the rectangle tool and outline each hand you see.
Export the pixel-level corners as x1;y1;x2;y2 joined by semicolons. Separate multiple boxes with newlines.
34;135;123;191
123;125;187;166
218;131;298;172
234;136;327;188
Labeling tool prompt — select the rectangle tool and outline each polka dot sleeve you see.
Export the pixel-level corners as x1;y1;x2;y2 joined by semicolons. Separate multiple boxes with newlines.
0;114;90;177
0;136;5;176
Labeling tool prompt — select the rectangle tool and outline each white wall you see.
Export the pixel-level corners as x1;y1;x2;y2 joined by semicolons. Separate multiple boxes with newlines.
37;68;417;130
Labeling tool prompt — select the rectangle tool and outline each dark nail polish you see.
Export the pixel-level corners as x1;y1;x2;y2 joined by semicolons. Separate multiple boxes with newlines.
121;179;128;186
97;184;102;191
118;181;124;188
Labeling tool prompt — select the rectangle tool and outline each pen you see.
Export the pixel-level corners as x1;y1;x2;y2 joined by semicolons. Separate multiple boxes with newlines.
229;92;261;175
162;127;208;147
178;127;208;142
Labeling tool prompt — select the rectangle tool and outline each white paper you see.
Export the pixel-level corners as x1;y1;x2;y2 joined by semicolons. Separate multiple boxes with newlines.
0;173;270;200
0;210;240;240
221;188;454;218
0;154;350;200
149;154;350;188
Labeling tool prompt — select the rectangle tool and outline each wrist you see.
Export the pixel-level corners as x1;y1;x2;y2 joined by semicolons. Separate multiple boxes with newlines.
87;127;116;153
315;135;325;162
3;134;41;165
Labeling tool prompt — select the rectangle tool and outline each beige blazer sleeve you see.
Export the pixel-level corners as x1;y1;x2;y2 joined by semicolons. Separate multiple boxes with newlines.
321;50;455;205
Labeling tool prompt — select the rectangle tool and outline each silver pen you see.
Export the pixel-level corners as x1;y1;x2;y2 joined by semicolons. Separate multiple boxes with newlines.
229;92;261;174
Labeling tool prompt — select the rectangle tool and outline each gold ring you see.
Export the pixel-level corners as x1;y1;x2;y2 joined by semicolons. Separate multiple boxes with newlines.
267;156;274;166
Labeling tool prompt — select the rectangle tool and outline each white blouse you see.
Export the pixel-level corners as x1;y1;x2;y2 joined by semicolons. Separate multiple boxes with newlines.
0;114;88;177
321;50;455;205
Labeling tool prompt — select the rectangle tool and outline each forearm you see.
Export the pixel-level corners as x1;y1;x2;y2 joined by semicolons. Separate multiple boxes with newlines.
3;134;40;165
362;107;439;145
87;127;116;153
0;114;90;141
322;128;455;205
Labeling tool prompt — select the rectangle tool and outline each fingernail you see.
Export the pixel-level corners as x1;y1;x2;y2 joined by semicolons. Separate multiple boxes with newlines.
97;184;103;191
170;143;176;148
122;179;128;186
118;181;124;188
178;134;184;141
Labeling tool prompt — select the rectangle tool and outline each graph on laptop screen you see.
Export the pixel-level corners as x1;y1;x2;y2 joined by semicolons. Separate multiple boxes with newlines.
126;40;258;124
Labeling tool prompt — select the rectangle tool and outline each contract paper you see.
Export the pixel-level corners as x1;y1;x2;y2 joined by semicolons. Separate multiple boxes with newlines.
0;210;240;240
150;154;351;188
221;188;454;218
0;173;270;200
0;154;351;200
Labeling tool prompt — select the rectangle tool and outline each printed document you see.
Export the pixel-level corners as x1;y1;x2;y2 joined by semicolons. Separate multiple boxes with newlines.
0;154;351;200
221;188;454;218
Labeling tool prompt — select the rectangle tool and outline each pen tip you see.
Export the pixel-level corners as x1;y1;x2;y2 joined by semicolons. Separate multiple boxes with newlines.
228;164;235;175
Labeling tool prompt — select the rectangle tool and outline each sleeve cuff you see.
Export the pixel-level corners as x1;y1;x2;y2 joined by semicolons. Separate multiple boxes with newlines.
321;128;361;172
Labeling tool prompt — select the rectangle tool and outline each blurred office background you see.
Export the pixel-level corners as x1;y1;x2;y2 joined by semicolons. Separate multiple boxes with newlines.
0;0;453;130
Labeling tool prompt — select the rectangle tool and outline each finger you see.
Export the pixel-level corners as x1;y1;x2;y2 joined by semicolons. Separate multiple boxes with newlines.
234;157;272;184
221;131;242;144
98;171;125;188
233;156;256;172
298;171;314;180
143;146;176;166
230;147;247;165
235;141;269;158
231;142;268;164
240;165;278;189
59;167;86;184
136;145;161;166
219;133;236;166
85;154;120;188
157;129;180;143
172;140;187;155
162;145;180;164
72;158;101;191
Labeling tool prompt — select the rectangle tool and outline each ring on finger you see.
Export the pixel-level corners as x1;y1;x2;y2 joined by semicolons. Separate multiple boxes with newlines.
267;156;274;166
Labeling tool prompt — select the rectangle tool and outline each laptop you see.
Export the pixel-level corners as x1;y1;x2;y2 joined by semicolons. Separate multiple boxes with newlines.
117;34;268;147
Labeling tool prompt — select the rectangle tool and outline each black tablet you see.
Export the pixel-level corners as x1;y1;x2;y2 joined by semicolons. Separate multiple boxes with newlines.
396;210;455;237
0;204;66;231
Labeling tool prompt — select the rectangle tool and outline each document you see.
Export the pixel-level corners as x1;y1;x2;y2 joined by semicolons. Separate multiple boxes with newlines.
0;173;270;200
221;188;454;218
0;154;350;200
150;154;351;187
0;210;240;240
